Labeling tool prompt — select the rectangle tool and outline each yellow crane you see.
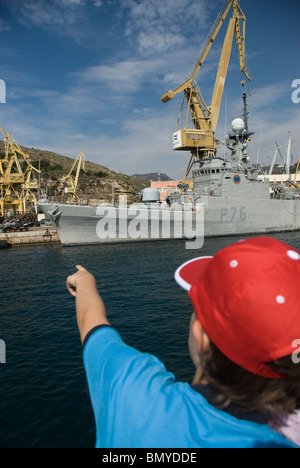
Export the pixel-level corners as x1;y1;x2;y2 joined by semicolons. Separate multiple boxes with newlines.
161;0;252;182
0;127;10;171
64;151;85;203
293;157;300;187
0;126;40;215
0;127;25;215
21;163;41;213
0;127;25;184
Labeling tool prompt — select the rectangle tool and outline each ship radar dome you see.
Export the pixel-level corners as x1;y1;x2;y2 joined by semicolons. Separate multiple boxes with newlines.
231;118;245;133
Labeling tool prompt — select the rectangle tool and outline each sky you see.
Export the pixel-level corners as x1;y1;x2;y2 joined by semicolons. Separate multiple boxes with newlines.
0;0;299;180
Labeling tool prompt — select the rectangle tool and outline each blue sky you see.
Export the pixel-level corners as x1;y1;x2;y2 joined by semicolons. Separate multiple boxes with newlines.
0;0;299;179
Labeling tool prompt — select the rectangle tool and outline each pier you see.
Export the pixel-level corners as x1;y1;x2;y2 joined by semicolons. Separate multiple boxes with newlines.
0;226;60;248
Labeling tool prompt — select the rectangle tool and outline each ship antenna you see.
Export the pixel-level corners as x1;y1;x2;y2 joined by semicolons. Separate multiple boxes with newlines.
241;80;249;133
241;80;253;139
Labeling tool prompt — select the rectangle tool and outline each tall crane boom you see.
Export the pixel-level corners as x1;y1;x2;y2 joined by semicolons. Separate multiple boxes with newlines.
161;0;252;167
64;151;85;203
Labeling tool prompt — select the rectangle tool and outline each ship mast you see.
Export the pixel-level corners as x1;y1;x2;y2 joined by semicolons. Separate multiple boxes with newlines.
241;81;253;141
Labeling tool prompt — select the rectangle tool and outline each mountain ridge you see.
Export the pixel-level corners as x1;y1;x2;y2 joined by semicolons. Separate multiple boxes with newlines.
132;172;173;181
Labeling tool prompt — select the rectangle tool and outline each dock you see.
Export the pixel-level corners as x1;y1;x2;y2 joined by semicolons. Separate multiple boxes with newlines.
0;226;61;248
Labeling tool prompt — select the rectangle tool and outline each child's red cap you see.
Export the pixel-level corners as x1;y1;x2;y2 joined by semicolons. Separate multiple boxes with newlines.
175;237;300;379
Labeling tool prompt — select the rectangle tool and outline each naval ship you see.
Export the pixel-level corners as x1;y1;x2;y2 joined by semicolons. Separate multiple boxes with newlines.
38;0;300;246
38;117;300;246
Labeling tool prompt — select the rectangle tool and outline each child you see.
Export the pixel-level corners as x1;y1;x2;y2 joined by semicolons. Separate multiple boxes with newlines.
67;236;299;448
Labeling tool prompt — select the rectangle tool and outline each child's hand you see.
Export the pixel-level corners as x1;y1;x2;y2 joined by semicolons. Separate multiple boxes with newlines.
66;265;96;297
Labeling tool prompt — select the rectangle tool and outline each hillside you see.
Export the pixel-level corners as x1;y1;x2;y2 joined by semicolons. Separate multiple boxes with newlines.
132;172;173;181
0;141;150;203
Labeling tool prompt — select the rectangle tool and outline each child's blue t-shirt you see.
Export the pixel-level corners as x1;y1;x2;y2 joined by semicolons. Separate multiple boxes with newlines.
83;326;297;449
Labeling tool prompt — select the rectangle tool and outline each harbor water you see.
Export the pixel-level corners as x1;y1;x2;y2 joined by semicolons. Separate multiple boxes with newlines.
1;232;300;448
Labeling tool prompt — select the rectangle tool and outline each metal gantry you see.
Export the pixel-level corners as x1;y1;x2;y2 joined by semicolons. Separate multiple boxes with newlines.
0;126;40;216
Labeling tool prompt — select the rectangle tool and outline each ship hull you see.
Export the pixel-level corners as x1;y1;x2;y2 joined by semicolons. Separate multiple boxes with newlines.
38;196;300;246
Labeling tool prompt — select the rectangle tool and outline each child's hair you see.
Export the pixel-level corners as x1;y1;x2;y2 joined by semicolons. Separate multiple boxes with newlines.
200;341;300;416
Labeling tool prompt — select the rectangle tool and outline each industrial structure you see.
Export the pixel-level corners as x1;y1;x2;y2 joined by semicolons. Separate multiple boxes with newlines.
266;132;293;177
0;127;40;216
64;150;86;204
161;0;252;184
260;131;300;189
0;126;87;215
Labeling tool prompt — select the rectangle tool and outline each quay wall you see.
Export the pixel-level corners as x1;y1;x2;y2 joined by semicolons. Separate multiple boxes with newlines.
0;228;60;247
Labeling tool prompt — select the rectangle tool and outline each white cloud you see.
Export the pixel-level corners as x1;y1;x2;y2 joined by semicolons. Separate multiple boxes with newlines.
60;0;84;5
79;59;165;93
17;1;66;27
247;82;291;111
138;31;185;55
122;0;209;56
6;0;92;42
65;111;184;178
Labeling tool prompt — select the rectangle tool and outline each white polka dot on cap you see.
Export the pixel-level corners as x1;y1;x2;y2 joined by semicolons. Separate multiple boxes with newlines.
230;260;238;268
276;295;286;305
287;250;300;261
